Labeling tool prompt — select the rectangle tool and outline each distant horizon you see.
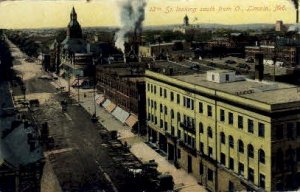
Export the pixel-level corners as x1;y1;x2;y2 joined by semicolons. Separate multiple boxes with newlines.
3;22;296;31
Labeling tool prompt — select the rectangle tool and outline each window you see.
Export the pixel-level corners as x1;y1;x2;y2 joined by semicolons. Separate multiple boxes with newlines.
160;119;163;128
171;109;174;119
147;83;150;91
229;158;234;170
207;169;213;181
229;135;234;148
199;122;204;133
171;126;175;135
177;94;180;104
160;87;162;97
160;104;163;113
259;149;265;164
287;123;294;139
151;84;153;93
199;163;203;174
200;142;204;154
212;74;215;81
147;98;150;107
154;101;157;110
177;112;181;121
147;113;150;120
164;122;168;130
170;92;174;101
248;168;254;182
155;116;157;124
154;86;156;94
220;109;225;122
248;144;254;158
258;123;265;138
208;127;213;138
199;102;203;113
226;74;230;81
164;106;168;115
220;132;225;144
191;99;194;110
208;147;213;158
228;112;234;125
238;162;244;175
238;115;243;129
238;140;244;153
259;174;265;189
248;119;254;133
228;181;235;192
164;89;167;98
207;105;212;117
221;153;226;165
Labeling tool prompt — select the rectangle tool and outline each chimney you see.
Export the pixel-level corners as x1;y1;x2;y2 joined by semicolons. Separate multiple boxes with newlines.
255;53;264;81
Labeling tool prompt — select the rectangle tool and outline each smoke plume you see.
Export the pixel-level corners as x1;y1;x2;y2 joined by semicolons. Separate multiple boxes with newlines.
114;0;147;53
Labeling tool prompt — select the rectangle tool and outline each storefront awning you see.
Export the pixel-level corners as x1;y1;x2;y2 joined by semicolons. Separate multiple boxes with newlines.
102;99;111;108
95;94;105;105
111;106;130;123
125;114;138;128
106;102;117;113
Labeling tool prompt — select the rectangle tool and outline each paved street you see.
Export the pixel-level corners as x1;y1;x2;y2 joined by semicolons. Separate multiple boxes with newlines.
8;39;139;192
53;76;206;192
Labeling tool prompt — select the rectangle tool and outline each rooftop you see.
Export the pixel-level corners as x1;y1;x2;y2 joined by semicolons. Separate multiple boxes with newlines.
172;72;300;105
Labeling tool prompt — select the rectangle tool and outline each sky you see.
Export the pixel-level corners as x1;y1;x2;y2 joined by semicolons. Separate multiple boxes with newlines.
0;0;296;29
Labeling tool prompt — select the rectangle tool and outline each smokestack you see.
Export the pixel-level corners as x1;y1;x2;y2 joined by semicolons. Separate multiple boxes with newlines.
114;0;147;57
255;53;264;81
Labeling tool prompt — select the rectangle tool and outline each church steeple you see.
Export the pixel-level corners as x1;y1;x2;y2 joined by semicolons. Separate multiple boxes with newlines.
67;7;82;39
184;14;189;27
71;7;77;21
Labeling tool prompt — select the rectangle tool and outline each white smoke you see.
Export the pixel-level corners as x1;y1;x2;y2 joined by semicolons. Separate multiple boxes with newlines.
114;0;147;53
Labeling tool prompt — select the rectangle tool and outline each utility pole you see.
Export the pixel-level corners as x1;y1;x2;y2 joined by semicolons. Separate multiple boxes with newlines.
77;75;80;103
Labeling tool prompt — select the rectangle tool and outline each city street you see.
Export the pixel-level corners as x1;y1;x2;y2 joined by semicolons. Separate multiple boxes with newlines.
8;39;137;192
8;37;206;192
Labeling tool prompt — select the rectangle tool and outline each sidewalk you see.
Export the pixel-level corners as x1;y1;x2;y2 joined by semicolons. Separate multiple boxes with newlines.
51;76;206;192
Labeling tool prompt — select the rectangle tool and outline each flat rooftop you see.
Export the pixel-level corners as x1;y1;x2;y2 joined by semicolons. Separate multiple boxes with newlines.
173;73;300;105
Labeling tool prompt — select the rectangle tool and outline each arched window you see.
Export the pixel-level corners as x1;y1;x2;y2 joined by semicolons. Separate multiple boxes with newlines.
248;144;254;158
199;122;204;133
238;140;244;153
229;136;234;148
208;127;213;138
259;149;265;164
220;132;225;144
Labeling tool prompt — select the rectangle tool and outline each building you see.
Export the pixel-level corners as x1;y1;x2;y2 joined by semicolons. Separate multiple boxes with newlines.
145;63;300;191
275;20;285;32
96;64;146;133
245;45;300;67
139;40;192;60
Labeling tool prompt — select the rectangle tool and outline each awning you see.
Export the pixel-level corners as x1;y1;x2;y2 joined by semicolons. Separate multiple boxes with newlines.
72;79;84;86
102;99;111;108
125;114;138;128
106;102;117;113
111;106;130;123
96;95;105;105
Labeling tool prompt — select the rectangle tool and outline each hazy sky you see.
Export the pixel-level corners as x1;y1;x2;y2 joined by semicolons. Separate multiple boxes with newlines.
0;0;296;29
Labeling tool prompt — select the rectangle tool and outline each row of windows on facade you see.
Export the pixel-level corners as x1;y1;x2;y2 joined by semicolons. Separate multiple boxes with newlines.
148;98;266;138
198;163;266;189
147;113;266;164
